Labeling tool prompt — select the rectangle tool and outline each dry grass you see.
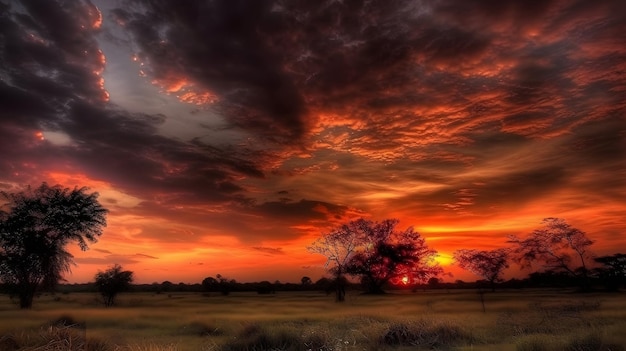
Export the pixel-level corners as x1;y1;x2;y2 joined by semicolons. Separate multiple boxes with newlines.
0;290;624;350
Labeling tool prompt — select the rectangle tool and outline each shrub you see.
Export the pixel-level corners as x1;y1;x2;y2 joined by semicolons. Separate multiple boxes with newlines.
564;332;624;351
179;321;222;336
380;320;466;348
47;314;85;329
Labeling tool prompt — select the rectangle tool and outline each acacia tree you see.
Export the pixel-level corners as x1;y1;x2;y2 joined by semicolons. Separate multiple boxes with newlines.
308;220;364;302
94;264;134;307
593;253;626;291
453;248;510;291
0;183;107;308
344;219;441;294
508;218;594;291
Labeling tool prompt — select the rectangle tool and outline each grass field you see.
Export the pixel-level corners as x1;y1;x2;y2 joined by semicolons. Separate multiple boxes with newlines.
0;289;624;350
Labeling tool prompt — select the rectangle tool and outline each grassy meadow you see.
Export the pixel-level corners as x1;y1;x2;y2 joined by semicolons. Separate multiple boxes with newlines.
0;289;624;350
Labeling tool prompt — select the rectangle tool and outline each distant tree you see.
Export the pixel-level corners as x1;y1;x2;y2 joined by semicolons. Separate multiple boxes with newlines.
453;248;510;292
509;218;594;291
161;280;173;292
0;183;108;308
94;264;133;307
308;220;364;302
215;274;233;295
427;277;440;288
301;276;312;286
344;219;441;294
593;253;626;291
201;276;219;293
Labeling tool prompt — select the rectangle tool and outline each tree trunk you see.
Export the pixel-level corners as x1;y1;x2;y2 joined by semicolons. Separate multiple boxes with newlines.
334;272;345;302
19;289;35;309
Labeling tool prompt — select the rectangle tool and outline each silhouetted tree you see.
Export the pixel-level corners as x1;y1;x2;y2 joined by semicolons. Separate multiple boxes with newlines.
309;220;364;302
201;276;218;293
453;248;510;292
427;277;440;289
215;274;234;295
301;276;312;286
161;280;173;292
344;219;441;294
509;218;594;291
94;264;134;307
0;183;108;308
593;253;626;291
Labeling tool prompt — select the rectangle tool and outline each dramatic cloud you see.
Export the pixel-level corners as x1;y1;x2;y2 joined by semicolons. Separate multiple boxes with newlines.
0;0;624;283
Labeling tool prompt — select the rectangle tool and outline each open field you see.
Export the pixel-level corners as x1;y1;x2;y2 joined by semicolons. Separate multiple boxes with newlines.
0;289;625;350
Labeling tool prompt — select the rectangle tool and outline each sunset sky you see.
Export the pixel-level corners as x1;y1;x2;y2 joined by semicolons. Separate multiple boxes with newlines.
1;0;624;284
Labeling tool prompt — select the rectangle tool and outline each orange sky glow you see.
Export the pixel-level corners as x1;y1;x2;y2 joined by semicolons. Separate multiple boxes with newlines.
1;1;625;285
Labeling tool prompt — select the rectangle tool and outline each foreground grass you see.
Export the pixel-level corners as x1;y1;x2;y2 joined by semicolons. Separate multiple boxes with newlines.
0;289;624;350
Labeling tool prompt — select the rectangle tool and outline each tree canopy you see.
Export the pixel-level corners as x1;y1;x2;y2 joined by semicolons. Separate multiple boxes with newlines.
508;218;594;290
453;248;510;291
309;218;441;299
0;183;107;308
344;219;441;294
94;264;134;307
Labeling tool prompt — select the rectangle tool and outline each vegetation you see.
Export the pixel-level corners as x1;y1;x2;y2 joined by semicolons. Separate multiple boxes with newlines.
454;248;510;291
0;183;107;308
344;219;441;294
308;220;363;302
309;218;441;300
94;264;134;307
594;253;626;291
509;218;595;291
0;290;624;350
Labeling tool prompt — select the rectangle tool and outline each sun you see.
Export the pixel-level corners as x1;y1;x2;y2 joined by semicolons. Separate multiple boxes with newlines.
401;276;409;285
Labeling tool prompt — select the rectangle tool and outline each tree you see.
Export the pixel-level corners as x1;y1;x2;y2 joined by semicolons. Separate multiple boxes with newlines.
300;276;312;286
508;218;594;291
0;183;108;308
593;253;626;291
344;219;441;294
309;218;441;299
308;220;364;302
94;264;134;307
453;248;510;292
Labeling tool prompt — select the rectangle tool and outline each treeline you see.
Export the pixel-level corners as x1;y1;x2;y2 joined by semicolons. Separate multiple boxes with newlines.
48;270;624;295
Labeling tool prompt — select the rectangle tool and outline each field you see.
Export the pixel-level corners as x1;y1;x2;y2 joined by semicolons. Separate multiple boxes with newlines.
0;289;625;350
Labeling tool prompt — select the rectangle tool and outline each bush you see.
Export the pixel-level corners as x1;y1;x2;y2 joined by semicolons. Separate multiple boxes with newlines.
221;324;302;351
47;314;85;329
564;332;624;351
380;320;466;348
179;321;222;336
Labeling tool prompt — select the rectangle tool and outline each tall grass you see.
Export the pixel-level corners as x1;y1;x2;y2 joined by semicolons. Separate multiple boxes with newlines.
0;290;624;350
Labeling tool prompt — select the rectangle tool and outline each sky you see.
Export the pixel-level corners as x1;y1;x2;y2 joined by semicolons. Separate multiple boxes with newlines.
0;0;624;284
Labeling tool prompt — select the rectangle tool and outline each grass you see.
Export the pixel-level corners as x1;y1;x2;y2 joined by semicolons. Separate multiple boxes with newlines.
0;289;624;350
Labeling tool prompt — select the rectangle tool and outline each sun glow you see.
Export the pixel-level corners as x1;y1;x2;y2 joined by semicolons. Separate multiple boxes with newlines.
401;276;409;285
434;253;453;266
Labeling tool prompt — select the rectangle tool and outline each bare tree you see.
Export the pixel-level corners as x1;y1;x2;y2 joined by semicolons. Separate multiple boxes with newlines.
593;253;626;291
0;183;107;308
508;218;594;290
453;248;510;291
308;220;365;302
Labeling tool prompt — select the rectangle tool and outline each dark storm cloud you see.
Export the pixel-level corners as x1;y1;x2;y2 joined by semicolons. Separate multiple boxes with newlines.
109;0;624;158
111;0;307;143
1;0;625;250
0;0;269;206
